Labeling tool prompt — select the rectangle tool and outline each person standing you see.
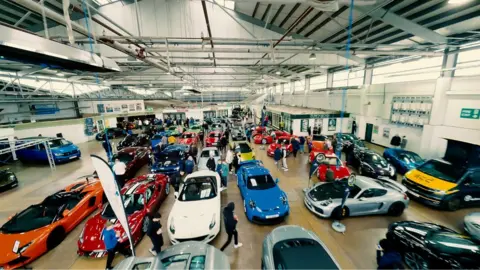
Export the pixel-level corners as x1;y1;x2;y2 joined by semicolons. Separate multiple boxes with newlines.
352;120;357;135
299;136;306;154
291;137;300;159
270;130;276;141
217;159;229;190
232;150;240;173
146;213;163;256
281;143;288;171
184;156;195;175
273;147;282;170
226;148;234;174
103;221;131;269
245;128;252;143
206;152;216;172
220;135;228;156
376;239;403;269
220;202;242;251
198;131;204;147
102;138;113;161
112;158;127;188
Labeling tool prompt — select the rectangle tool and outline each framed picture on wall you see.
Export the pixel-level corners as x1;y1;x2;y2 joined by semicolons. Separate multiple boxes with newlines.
383;128;390;138
328;118;336;131
136;103;142;111
373;125;379;134
105;104;113;113
129;104;135;112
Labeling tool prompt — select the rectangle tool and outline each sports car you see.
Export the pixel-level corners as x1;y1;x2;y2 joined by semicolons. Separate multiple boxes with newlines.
262;225;340;270
0;176;104;269
313;154;351;182
251;126;267;137
77;174;169;257
110;147;150;180
387;221;480;269
237;163;288;223
168;171;221;244
165;126;181;137
253;133;273;145
205;131;222;147
464;212;480;241
197;147;221;171
117;134;150;150
383;148;424;174
235;142;256;161
266;136;292;157
16;137;81;164
95;128;126;141
308;141;334;163
187;124;202;133
178;132;198;145
0;169;18;192
114;241;230;270
353;149;396;180
304;176;409;219
151;145;188;186
333;133;360;152
210;123;224;132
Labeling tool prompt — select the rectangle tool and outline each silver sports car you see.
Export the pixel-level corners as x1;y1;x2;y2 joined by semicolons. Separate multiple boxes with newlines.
304;176;409;219
114;241;230;269
464;212;480;241
197;147;221;171
262;225;340;269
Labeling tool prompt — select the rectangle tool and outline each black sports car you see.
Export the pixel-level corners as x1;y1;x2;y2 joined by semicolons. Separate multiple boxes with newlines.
387;221;480;269
0;169;18;192
116;134;150;150
353;149;396;179
95;128;126;141
333;133;361;151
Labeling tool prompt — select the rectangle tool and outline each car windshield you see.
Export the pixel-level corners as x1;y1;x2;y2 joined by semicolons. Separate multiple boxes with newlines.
325;157;341;166
200;150;219;158
169;127;177;131
238;143;252;153
247;174;275;190
179;177;217;201
340;134;355;141
398;152;423;164
353;140;365;147
365;153;388;167
102;193;145;218
48;139;70;147
0;205;57;233
158;151;181;162
182;133;195;139
416;160;465;183
112;152;134;164
209;133;221;138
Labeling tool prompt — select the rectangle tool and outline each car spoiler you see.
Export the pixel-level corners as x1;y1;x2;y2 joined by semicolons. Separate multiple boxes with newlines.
76;173;98;183
377;177;407;193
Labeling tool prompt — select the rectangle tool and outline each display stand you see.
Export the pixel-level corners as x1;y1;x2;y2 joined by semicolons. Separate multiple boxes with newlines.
332;221;346;233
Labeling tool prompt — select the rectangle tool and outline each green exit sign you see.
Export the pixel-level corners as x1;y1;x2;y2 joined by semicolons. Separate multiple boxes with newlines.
460;108;479;119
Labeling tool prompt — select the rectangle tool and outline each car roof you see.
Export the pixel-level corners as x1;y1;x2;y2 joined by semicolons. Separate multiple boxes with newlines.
275;245;339;270
22;136;57;140
244;165;269;176
354;176;384;189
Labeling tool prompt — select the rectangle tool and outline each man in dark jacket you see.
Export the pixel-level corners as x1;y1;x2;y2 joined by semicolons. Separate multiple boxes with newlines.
273;147;282;170
206;152;216;172
220;202;242;251
146;212;163;256
377;239;403;269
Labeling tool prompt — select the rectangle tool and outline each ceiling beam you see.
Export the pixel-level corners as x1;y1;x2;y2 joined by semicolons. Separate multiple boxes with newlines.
279;3;300;29
261;4;272;22
269;4;285;25
252;2;260;18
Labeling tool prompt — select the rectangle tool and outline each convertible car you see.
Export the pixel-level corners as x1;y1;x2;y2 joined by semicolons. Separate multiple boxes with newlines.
387;221;480;269
237;162;289;223
0;176;104;269
117;134;150;150
111;147;150;180
262;225;340;270
16;137;81;164
383;148;424;174
266;136;292;157
205;131;222;147
313;154;351;182
178;132;198;146
168;171;221;244
353;149;396;180
114;241;230;270
77;174;169;257
304;176;409;219
0;169;18;192
95;128;126;141
309;141;334;163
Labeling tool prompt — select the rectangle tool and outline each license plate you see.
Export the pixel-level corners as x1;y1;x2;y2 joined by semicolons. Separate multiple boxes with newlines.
266;214;279;219
408;190;419;197
69;156;77;159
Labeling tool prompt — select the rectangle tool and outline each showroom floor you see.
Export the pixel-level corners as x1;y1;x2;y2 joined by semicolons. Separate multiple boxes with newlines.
1;139;478;269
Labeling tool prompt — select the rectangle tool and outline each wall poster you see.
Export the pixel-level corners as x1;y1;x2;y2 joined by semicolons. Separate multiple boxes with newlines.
114;106;121;112
136;103;142;111
300;119;308;132
383;127;390;138
129;104;135;112
373;125;379;134
328;118;337;131
105;104;113;113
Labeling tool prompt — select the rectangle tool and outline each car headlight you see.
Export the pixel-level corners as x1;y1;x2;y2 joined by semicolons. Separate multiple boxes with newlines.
320;198;333;206
249;199;256;208
18;242;32;254
281;195;288;205
169;218;175;234
209;214;216;230
9;175;16;181
434;189;458;195
53;153;61;157
175;167;180;171
79;227;85;244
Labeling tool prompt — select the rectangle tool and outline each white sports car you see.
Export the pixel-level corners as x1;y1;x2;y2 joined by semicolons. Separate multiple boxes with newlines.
197;147;221;171
168;170;221;244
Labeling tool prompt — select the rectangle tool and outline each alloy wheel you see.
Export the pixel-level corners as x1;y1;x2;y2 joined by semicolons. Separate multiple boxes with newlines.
404;252;428;270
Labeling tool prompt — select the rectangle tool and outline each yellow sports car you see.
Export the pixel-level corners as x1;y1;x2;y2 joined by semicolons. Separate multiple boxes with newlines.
235;142;255;161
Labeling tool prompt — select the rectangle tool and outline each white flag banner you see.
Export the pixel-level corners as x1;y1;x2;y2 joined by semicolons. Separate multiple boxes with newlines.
90;154;135;255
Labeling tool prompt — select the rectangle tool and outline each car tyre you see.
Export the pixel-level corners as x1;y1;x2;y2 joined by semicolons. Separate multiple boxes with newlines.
165;182;170;195
404;252;428;270
331;206;349;220
388;202;405;216
47;227;66;250
446;197;461;211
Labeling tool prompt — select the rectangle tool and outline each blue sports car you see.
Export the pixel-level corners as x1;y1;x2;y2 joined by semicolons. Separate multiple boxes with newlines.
151;144;188;176
383;148;424;175
237;162;289;224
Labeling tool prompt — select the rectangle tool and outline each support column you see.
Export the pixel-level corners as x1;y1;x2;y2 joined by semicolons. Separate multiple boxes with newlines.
290;80;295;95
327;72;334;88
363;65;373;85
280;83;285;95
304;76;310;107
441;48;458;78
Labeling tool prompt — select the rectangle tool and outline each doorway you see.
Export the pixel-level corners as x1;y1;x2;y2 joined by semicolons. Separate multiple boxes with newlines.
365;123;373;142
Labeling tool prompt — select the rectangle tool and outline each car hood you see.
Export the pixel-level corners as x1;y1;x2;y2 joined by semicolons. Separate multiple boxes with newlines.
0;227;49;265
240;152;254;161
405;169;458;192
52;144;78;153
169;199;219;238
206;137;219;142
246;187;285;211
267;143;279;152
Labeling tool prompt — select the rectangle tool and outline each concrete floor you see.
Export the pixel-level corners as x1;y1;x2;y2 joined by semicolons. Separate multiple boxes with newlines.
1;140;478;269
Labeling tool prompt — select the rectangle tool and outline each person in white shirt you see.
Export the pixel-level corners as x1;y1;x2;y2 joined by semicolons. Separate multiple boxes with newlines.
112;158;127;188
225;148;234;174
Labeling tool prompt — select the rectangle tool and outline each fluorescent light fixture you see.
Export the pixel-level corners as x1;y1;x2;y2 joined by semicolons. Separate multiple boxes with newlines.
149;83;153;87
448;0;471;4
309;53;316;60
57;73;65;77
275;71;281;75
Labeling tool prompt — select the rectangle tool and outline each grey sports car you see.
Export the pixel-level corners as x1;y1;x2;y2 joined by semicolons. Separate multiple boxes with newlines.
197;147;221;171
114;241;230;269
464;212;480;241
304;176;409;219
262;225;340;269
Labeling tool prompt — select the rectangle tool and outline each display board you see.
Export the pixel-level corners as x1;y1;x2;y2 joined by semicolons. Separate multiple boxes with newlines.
390;96;432;128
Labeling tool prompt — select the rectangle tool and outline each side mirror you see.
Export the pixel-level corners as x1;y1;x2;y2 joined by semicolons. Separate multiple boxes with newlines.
275;178;279;184
174;192;179;199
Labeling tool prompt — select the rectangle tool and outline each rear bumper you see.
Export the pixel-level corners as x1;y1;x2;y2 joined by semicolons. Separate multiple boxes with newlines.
54;152;81;163
0;179;18;192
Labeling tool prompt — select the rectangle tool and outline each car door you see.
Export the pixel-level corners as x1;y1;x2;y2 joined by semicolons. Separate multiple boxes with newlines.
37;143;48;161
348;188;385;216
460;170;480;207
144;185;159;213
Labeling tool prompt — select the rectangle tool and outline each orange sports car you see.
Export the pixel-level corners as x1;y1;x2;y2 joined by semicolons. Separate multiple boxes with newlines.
0;176;104;269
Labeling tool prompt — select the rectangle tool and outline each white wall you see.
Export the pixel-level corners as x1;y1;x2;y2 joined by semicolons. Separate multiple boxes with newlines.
0;101;78;124
14;123;91;144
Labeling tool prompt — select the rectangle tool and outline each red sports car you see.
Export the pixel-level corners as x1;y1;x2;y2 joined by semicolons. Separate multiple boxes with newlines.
205;131;222;147
316;154;351;182
77;174;169;257
309;141;335;163
111;147;150;180
178;132;198;145
253;130;290;145
267;136;293;157
251;126;267;137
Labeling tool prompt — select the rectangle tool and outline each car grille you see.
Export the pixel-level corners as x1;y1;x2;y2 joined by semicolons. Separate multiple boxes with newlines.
313;205;324;214
61;150;79;156
8;255;29;266
252;216;285;224
176;235;208;243
403;177;437;195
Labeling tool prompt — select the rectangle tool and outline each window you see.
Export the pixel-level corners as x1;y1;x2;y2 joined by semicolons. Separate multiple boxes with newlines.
247;174;276;190
189;255;206;270
161;254;190;269
179;177;217;201
372;56;442;84
455;47;480;77
145;186;154;202
332;70;364;87
310;75;327;90
464;171;480;186
132;262;152;270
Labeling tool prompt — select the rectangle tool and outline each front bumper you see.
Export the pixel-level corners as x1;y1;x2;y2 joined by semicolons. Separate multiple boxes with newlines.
0;179;18;192
304;196;331;218
169;227;219;245
54;151;81;163
77;248;107;258
248;205;289;224
402;179;444;207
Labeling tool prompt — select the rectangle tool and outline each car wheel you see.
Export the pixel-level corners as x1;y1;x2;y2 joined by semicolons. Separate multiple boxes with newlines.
446;197;461;211
262;139;267;144
46;227;66;250
331;206;349;220
142;217;150;234
404;252;428;270
388;202;405;216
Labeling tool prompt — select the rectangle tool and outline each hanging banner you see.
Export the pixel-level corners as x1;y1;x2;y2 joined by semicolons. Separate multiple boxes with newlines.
84;117;95;136
90;155;135;255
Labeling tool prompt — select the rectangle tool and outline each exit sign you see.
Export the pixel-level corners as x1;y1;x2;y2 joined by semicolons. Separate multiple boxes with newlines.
460;108;479;119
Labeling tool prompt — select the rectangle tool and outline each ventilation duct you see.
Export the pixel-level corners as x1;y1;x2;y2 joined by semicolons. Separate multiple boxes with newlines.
0;24;120;73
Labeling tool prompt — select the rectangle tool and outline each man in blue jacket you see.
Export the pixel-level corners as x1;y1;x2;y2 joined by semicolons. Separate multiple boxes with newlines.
102;221;131;269
376;239;403;269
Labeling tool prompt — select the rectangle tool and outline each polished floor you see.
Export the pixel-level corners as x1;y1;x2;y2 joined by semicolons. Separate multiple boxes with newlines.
1;139;478;269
